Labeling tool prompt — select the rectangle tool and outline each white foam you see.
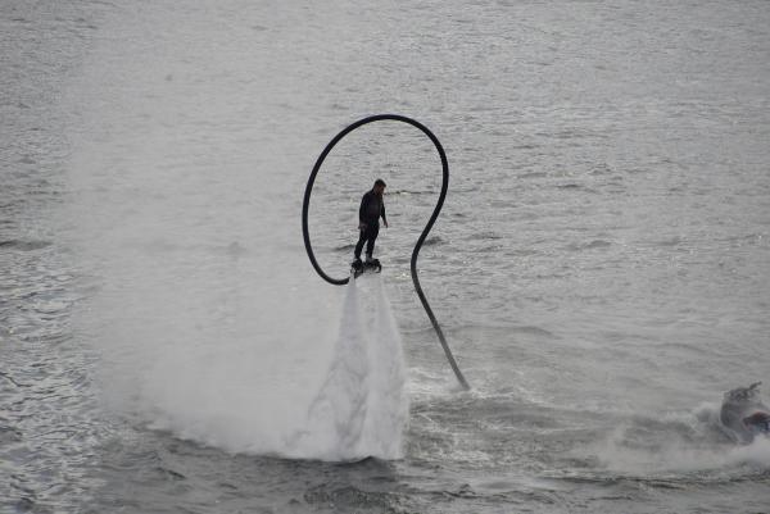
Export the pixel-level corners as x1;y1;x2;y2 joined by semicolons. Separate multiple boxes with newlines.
590;413;770;475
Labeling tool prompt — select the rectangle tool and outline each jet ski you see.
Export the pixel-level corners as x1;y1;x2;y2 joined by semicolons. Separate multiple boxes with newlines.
720;382;770;443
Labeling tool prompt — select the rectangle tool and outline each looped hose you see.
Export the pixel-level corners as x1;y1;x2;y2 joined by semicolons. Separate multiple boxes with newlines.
302;114;470;390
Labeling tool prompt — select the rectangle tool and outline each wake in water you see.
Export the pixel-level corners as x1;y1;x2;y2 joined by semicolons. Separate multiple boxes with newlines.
587;402;770;477
288;274;409;461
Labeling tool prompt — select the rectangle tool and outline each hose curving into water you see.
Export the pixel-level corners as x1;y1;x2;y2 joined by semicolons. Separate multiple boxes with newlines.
302;114;470;390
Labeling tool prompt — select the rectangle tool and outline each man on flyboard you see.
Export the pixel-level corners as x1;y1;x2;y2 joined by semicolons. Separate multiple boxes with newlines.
352;179;388;276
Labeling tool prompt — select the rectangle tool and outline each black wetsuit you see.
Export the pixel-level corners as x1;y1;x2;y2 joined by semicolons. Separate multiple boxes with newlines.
354;190;387;260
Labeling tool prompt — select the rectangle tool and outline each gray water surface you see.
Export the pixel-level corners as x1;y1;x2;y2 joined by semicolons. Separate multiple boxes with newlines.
2;0;770;512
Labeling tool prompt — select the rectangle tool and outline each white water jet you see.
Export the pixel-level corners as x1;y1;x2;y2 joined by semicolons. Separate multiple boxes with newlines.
288;274;409;461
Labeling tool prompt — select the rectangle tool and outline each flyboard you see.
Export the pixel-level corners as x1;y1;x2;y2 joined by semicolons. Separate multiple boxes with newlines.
351;258;382;279
301;114;470;390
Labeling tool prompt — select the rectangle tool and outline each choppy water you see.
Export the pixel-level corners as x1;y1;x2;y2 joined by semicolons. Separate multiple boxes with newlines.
2;0;770;512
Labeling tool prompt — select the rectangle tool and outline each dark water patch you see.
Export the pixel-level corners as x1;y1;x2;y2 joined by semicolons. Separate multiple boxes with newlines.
556;471;766;490
653;236;684;247
204;241;248;258
304;484;399;513
0;199;24;215
389;189;439;196
421;236;445;246
504;247;540;257
555;182;601;195
454;323;556;340
536;129;609;141
155;465;186;481
468;231;502;241
0;371;30;388
448;185;482;195
519;171;548;180
510;143;541;151
0;240;52;251
14;497;36;513
589;164;614;176
441;483;478;499
476;243;504;253
0;425;23;444
564;240;612;252
719;232;767;246
333;243;356;252
651;340;713;358
413;485;563;514
556;183;584;190
389;255;410;265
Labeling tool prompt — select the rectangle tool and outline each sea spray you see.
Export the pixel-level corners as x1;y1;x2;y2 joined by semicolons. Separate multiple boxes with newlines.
589;405;770;475
289;274;409;461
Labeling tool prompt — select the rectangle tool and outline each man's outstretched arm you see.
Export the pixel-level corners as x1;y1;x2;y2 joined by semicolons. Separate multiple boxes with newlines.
381;203;388;228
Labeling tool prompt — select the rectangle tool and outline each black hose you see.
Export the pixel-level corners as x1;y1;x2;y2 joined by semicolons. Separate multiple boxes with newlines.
301;114;470;390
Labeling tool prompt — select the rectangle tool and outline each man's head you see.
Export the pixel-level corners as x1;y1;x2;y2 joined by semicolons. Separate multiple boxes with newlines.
373;178;386;195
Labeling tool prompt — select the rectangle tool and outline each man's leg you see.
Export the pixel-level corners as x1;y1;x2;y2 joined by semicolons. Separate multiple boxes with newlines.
354;228;367;260
365;225;379;261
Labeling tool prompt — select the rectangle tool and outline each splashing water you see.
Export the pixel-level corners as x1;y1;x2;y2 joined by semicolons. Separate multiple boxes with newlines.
287;275;409;461
587;405;770;476
60;13;410;457
78;219;408;461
